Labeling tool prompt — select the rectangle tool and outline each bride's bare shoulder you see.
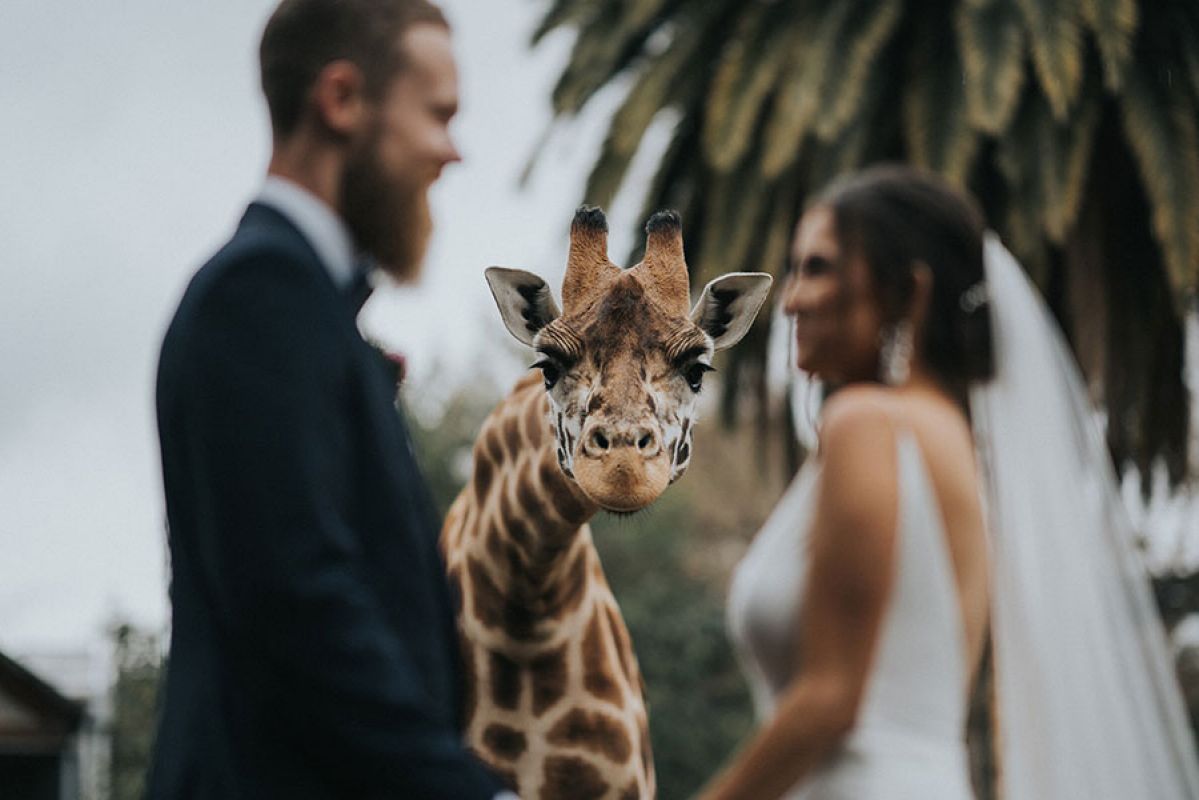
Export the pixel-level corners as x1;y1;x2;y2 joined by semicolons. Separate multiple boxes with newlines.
819;384;897;439
816;387;902;499
817;385;975;476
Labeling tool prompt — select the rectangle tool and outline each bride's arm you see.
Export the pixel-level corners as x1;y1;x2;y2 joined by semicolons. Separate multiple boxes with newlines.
697;393;900;800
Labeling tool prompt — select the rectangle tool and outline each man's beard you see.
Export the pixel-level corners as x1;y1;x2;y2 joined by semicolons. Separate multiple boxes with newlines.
340;132;433;283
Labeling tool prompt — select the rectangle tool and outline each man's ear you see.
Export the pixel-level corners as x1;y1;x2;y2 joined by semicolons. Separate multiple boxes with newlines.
312;59;367;136
690;273;774;351
484;267;561;347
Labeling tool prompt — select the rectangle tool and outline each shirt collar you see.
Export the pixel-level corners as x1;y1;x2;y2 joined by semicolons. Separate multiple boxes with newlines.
255;175;359;290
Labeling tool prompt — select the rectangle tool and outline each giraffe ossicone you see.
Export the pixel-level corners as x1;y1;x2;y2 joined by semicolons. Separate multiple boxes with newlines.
442;206;770;799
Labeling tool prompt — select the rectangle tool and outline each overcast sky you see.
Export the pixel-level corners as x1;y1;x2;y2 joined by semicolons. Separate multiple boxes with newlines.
0;0;676;655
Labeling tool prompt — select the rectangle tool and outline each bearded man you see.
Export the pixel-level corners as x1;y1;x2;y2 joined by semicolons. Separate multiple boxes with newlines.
148;2;512;798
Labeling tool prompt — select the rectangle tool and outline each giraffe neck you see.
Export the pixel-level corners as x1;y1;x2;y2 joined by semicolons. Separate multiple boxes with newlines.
450;375;600;647
443;375;656;799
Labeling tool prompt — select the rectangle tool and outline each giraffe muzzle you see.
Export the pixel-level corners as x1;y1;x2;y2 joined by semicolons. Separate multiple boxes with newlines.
573;421;671;512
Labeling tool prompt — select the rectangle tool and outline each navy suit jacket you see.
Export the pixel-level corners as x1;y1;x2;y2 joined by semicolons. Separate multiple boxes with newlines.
148;203;500;799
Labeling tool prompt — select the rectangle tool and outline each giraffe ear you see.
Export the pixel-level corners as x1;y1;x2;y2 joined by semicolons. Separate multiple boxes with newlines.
690;272;774;351
485;267;562;347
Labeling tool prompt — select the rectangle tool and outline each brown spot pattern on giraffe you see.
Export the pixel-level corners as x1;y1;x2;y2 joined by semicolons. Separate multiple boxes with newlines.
560;548;592;615
538;454;589;522
516;467;553;523
498;486;534;551
529;644;569;716
472;454;494;501
467;557;506;631
484;423;507;465
505;601;540;641
502;416;524;461
488;650;522;711
581;609;623;704
523;392;547;447
546;707;633;763
484;525;506;562
540;755;609;800
619;780;640;800
469;553;539;640
482;723;528;762
526;546;590;623
605;604;637;684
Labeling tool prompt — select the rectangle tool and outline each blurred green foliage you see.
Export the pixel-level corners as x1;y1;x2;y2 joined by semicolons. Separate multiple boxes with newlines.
405;388;501;516
108;623;162;800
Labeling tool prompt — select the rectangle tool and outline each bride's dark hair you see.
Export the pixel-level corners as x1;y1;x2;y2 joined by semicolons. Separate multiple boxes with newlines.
816;165;995;393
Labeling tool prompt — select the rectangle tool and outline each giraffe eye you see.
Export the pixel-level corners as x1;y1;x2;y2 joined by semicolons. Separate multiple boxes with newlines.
684;362;715;392
531;358;562;389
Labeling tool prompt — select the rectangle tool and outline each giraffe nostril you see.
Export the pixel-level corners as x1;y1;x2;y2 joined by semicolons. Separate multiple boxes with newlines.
592;429;610;452
634;427;660;457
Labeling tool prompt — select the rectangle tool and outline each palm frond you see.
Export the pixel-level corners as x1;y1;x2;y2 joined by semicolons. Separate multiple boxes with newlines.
695;159;776;286
904;16;980;185
550;0;677;116
1079;0;1138;90
625;0;679;33
630;118;704;267
1167;2;1199;100
1014;0;1085;119
758;3;843;180
584;13;716;209
813;0;904;142
531;0;593;45
995;88;1051;282
703;2;799;171
808;64;893;191
956;0;1028;135
755;174;804;278
1119;61;1199;297
1045;76;1102;242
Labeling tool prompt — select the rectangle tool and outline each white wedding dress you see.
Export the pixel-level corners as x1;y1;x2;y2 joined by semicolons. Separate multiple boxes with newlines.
728;429;975;799
724;234;1199;800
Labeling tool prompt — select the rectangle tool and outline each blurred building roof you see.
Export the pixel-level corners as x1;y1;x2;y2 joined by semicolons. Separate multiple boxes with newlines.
0;649;84;753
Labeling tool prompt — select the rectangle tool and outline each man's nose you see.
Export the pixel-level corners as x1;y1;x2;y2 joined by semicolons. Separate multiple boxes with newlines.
442;134;462;167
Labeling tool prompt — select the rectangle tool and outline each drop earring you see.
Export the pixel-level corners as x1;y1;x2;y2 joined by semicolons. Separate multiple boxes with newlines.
879;320;913;385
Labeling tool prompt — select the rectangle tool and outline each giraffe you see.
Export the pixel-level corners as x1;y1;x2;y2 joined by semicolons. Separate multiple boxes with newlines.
441;206;772;799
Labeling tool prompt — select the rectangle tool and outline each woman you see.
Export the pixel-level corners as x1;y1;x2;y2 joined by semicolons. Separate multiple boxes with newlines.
701;166;1199;799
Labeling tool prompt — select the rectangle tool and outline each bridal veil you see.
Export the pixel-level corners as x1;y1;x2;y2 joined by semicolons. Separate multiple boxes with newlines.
971;234;1199;798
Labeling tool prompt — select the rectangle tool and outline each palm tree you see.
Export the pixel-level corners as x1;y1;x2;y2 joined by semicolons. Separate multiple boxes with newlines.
534;0;1199;487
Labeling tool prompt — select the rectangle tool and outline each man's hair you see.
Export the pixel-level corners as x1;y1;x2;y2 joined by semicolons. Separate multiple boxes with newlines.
259;0;448;138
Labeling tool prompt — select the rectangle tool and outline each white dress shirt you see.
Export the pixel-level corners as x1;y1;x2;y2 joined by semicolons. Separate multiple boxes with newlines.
255;175;358;290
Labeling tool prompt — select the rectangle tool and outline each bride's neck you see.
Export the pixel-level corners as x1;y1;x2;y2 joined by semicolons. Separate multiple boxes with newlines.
896;363;969;412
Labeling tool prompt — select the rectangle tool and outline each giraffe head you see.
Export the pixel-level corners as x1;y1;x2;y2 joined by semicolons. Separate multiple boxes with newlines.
486;207;771;513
